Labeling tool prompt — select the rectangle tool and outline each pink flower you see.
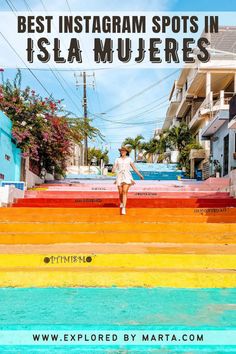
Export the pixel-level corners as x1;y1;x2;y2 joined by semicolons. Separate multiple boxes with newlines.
42;132;49;141
22;152;29;158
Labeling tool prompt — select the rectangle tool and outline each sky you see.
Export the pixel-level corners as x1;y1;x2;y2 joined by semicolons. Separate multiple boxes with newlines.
1;0;236;162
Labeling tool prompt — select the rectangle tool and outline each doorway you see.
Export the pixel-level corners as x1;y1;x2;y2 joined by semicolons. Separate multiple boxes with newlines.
223;134;229;176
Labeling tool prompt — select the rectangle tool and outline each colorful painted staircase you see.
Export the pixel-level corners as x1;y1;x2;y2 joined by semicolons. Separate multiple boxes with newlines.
12;179;236;208
0;178;235;288
1;178;236;351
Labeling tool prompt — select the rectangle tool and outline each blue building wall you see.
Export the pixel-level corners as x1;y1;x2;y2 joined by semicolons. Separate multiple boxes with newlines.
212;120;236;176
0;111;21;181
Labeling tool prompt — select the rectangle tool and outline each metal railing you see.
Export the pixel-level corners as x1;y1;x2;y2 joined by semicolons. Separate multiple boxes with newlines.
189;91;234;128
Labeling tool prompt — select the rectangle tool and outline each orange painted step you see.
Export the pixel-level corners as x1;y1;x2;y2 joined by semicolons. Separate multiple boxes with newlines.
1;242;236;254
1;213;235;223
2;207;236;220
1;222;236;234
0;227;235;244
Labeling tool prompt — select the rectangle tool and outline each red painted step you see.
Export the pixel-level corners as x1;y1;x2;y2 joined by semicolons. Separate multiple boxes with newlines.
13;197;236;208
24;191;231;199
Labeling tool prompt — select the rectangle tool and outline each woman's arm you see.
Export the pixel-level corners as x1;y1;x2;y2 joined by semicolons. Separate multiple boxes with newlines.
130;162;144;180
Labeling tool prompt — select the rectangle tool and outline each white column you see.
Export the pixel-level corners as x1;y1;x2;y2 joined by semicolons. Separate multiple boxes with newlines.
209;91;213;108
206;72;211;105
220;90;224;107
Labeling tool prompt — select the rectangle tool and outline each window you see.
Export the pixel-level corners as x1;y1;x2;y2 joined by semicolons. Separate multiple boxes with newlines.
0;173;4;180
5;154;10;161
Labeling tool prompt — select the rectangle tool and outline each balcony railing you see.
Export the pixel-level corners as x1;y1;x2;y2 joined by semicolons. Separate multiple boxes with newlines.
189;97;211;129
189;91;234;129
175;69;198;116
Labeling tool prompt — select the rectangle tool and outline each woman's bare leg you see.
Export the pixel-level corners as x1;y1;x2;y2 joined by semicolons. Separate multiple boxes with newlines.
122;184;130;208
118;186;123;205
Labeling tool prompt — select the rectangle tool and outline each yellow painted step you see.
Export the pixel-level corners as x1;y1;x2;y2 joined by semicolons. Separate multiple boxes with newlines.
0;271;235;288
0;254;235;270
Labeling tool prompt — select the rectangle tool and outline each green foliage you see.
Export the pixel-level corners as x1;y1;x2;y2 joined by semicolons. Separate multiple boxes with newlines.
88;147;109;165
163;123;202;174
0;70;102;176
67;117;103;144
178;141;202;176
123;123;201;174
122;135;144;161
164;123;193;151
142;134;168;162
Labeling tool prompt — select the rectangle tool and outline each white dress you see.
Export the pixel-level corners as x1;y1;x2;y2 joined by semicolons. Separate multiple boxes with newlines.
114;157;134;186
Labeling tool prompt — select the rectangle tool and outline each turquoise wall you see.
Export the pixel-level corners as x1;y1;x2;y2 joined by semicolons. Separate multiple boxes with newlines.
0;111;21;181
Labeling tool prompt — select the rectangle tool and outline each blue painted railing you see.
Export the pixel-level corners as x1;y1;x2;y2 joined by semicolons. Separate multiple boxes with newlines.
131;163;185;180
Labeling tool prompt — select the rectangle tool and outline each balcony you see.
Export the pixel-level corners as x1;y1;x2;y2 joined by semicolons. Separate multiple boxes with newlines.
163;84;182;129
189;91;233;130
201;109;229;138
175;69;200;117
189;97;210;129
189;149;206;160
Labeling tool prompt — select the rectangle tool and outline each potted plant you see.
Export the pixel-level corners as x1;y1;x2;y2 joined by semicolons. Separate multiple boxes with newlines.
213;160;222;178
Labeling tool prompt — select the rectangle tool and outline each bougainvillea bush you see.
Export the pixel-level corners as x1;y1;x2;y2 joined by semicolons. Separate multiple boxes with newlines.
0;70;73;176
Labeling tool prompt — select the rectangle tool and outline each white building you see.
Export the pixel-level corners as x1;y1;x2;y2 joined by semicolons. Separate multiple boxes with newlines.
66;142;84;175
163;27;236;179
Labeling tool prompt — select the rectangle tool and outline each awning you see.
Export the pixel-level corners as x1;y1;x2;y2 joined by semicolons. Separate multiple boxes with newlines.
201;109;229;138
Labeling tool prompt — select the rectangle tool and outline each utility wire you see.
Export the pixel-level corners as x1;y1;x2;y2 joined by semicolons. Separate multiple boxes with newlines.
88;100;170;124
102;69;180;114
88;112;168;125
65;0;72;13
5;0;17;13
100;93;169;118
19;0;83;115
0;32;52;96
22;0;32;11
